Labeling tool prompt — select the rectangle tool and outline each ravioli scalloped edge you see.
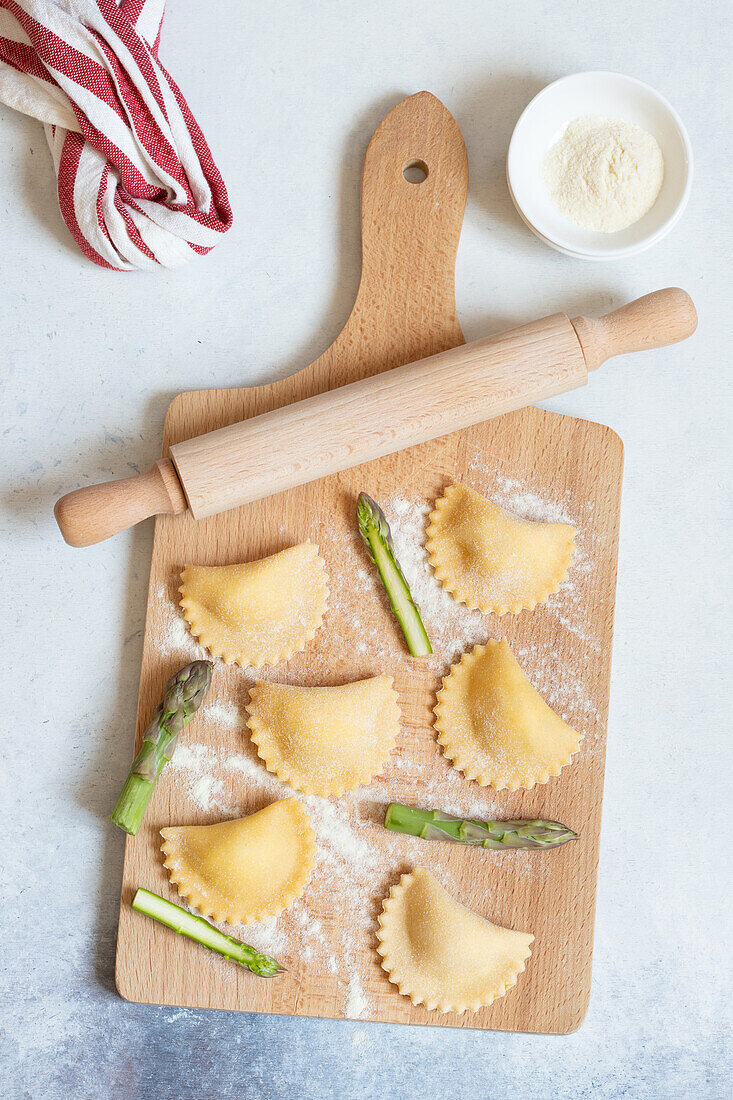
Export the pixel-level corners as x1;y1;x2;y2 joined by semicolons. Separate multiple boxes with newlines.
376;868;534;1014
160;797;316;925
179;541;329;668
246;676;401;797
434;640;581;791
426;482;576;615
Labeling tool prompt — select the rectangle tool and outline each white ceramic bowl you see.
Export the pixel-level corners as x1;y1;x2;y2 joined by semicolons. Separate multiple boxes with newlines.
506;71;693;260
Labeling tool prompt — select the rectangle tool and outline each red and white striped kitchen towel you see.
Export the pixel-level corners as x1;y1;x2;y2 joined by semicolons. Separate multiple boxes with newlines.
0;0;232;270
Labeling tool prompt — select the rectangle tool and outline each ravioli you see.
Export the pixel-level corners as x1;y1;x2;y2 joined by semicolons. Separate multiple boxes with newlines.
376;867;533;1013
247;676;400;796
161;797;315;925
426;482;575;615
434;639;581;790
179;542;328;667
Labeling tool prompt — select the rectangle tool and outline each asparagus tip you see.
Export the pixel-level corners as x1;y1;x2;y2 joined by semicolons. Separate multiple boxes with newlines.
384;802;578;850
356;493;432;657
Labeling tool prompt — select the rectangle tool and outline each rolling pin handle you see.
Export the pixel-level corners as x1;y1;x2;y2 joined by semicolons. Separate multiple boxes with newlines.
571;288;697;371
54;458;187;547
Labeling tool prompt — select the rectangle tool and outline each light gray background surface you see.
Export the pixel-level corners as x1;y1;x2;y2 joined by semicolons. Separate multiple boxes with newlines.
1;2;731;1097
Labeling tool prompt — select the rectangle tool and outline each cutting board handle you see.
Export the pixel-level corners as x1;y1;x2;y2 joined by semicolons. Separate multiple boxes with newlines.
327;91;468;385
572;288;697;371
54;459;186;547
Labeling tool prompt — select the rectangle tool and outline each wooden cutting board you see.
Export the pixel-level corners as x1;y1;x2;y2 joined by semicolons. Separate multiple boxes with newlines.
115;91;623;1033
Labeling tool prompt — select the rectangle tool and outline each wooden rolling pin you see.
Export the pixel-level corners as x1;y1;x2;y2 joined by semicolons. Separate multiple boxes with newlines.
55;288;696;547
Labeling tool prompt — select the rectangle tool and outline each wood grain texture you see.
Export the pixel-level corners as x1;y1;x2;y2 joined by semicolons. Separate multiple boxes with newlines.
168;311;587;519
54;458;186;547
115;91;623;1034
571;287;697;371
54;284;689;542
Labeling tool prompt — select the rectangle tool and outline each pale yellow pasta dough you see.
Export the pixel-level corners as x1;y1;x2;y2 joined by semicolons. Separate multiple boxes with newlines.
377;867;533;1013
179;542;328;667
247;676;400;796
435;639;581;790
161;797;315;925
426;482;575;615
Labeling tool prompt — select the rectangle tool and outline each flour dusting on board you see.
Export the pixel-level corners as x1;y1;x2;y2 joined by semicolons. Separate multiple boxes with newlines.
345;973;371;1019
379;474;602;689
201;701;245;730
151;469;604;1016
154;584;207;661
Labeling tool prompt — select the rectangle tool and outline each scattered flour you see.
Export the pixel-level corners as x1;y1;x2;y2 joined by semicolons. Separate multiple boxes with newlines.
384;473;602;692
345;974;371;1020
491;474;575;524
154;585;206;660
238;915;287;956
168;742;214;772
200;700;245;729
225;753;288;795
303;796;378;871
188;774;234;815
163;1009;190;1023
167;746;236;814
350;1027;374;1049
150;468;606;1013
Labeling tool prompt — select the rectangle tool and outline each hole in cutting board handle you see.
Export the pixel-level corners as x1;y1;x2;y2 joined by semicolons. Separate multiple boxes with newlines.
403;159;429;184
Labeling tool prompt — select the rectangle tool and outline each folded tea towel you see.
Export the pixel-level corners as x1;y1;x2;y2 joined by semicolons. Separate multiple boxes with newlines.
0;0;232;269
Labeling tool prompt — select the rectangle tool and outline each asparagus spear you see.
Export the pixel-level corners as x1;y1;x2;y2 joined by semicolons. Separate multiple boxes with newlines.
111;660;214;836
384;802;577;849
132;889;284;976
357;493;432;657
